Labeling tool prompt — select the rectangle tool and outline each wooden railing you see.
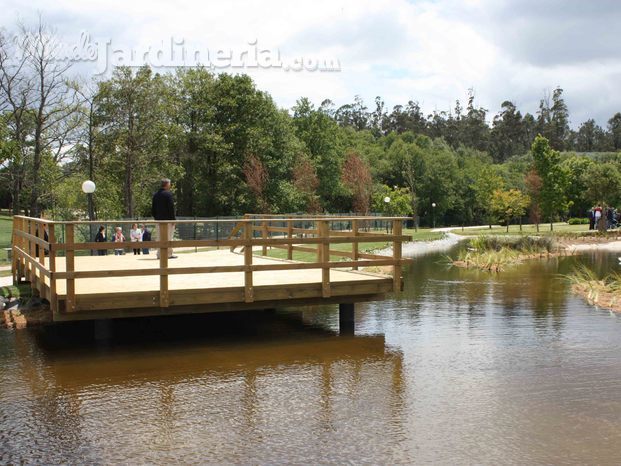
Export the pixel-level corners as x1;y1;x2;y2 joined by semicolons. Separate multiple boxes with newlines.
11;215;411;314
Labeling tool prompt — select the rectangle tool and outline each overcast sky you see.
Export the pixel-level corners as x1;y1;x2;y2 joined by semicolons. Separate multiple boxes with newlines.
2;0;619;127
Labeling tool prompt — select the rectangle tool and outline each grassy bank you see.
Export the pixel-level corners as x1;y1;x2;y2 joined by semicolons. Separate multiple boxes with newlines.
262;227;443;263
457;222;591;236
0;215;12;265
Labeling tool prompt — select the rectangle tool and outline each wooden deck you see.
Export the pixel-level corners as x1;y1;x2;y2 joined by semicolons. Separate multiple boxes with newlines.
12;215;410;323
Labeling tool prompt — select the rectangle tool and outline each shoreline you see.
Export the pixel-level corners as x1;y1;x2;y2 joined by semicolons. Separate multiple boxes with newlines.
572;284;621;314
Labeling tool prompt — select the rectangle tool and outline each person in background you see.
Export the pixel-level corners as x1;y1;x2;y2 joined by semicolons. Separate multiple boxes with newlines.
113;226;125;256
95;225;107;256
607;207;616;229
141;225;151;255
130;223;142;255
152;178;177;259
588;207;595;230
594;204;603;230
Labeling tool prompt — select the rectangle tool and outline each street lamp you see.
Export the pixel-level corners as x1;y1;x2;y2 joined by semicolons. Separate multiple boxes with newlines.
82;180;96;220
82;180;96;253
384;196;391;232
431;202;436;229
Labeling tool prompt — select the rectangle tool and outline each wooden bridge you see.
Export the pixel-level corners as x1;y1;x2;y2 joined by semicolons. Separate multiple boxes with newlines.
11;215;411;329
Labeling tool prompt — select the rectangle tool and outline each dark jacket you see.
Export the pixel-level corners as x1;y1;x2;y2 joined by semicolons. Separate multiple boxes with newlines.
95;231;106;242
152;188;176;220
142;229;152;241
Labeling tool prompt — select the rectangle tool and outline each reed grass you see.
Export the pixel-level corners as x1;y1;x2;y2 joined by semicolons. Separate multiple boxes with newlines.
451;235;560;271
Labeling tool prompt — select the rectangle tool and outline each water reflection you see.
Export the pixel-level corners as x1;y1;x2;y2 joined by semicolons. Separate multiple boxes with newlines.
1;313;405;464
2;247;621;464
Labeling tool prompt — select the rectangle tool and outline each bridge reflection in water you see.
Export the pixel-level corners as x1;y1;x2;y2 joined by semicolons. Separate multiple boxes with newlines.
4;312;405;464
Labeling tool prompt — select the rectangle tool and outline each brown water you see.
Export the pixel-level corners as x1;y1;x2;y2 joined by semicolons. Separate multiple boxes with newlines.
2;248;621;464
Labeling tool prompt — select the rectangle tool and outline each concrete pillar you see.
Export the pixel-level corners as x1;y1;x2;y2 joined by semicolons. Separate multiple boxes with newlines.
339;303;355;335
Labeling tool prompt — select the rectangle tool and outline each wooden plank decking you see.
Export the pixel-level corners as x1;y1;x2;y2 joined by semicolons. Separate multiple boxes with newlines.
46;250;392;317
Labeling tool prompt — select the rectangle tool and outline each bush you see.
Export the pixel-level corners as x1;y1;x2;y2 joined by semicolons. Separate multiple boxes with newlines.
568;218;589;225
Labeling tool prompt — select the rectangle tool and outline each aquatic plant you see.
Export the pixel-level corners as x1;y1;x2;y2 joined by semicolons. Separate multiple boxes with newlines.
451;235;561;271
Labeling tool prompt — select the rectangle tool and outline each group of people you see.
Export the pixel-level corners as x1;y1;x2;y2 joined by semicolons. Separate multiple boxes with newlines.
93;178;177;258
588;205;619;230
94;224;152;256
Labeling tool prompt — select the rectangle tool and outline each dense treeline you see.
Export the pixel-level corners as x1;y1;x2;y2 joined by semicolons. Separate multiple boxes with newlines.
1;24;621;226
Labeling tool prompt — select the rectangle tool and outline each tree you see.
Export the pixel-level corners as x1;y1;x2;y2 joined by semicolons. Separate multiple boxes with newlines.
0;20;83;217
95;66;177;218
531;135;569;230
243;153;269;212
292;154;321;213
524;169;543;232
581;162;621;207
472;166;505;228
292;98;344;210
491;189;530;232
561;154;593;217
490;101;527;162
372;185;413;216
608;112;621;150
536;88;569;151
341;151;372;214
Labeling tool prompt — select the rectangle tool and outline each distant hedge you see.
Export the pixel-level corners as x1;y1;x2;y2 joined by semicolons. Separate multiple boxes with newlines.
568;218;590;225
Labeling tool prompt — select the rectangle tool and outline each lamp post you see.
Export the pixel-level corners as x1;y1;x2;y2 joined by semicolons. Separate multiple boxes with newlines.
384;196;391;233
82;180;96;220
82;180;96;253
431;202;436;229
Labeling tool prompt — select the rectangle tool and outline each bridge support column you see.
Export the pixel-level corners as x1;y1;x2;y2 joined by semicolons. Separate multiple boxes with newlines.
339;303;355;335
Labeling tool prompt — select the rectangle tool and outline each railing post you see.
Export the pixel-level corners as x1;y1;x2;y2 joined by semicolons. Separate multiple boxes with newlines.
261;221;268;256
65;224;76;312
160;222;169;308
287;220;293;260
48;224;57;311
318;220;330;298
392;219;403;292
352;219;359;270
244;221;254;302
11;217;17;284
37;223;45;296
28;220;35;287
17;217;25;283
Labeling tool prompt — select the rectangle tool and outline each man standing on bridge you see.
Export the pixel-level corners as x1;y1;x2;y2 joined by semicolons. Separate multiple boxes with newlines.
152;178;177;259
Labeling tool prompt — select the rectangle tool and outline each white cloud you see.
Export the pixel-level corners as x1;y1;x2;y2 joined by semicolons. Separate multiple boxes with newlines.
1;0;619;126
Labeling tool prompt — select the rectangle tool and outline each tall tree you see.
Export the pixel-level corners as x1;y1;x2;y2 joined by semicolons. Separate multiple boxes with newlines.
95;66;177;217
608;112;621;150
490;101;527;162
531;135;569;230
341;151;372;214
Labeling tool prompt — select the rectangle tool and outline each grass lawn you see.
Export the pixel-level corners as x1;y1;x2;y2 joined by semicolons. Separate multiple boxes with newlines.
456;222;592;237
261;227;444;263
0;215;13;265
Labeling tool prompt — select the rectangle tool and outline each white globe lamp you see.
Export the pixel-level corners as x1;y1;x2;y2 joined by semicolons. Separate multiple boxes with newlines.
82;180;96;194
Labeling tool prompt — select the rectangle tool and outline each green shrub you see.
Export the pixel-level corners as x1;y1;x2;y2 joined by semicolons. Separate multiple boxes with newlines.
567;218;589;225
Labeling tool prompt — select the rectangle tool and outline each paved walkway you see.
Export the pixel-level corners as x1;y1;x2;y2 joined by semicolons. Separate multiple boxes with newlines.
431;225;499;233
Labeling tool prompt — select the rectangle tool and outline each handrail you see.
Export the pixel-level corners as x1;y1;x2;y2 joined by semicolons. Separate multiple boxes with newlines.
14;215;411;225
12;215;411;314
